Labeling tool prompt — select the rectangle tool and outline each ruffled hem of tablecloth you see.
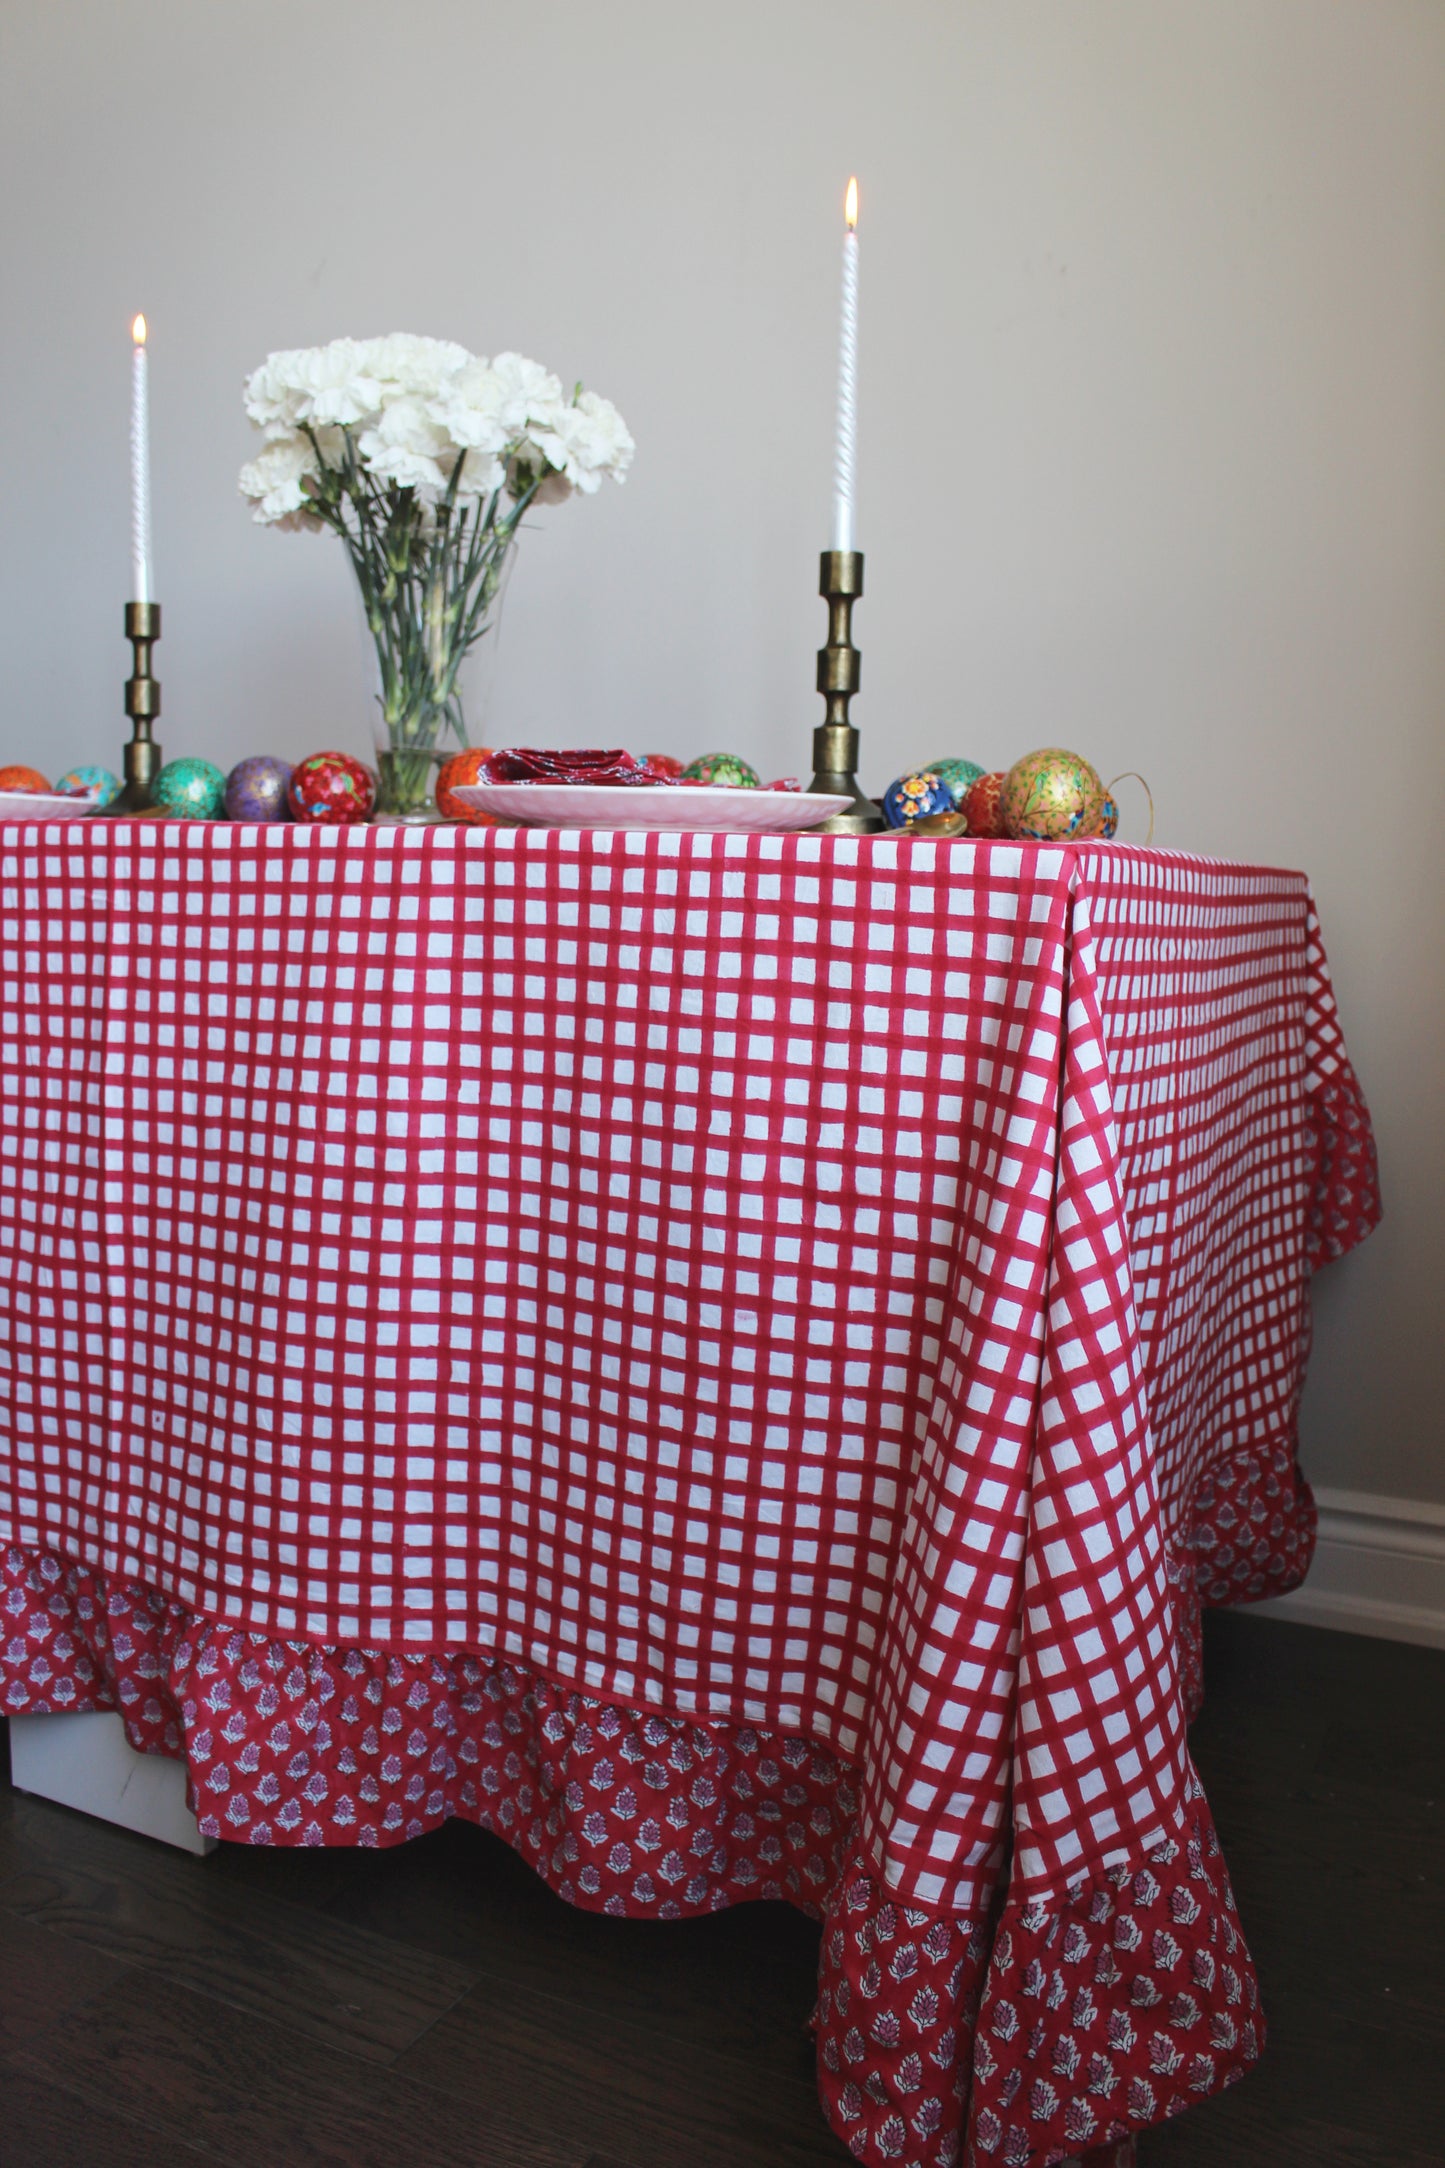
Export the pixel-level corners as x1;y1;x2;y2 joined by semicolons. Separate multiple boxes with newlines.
3;1545;1257;2168
1305;1064;1382;1273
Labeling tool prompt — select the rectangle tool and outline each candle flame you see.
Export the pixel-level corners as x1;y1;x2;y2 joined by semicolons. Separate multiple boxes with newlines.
845;177;858;231
132;314;147;347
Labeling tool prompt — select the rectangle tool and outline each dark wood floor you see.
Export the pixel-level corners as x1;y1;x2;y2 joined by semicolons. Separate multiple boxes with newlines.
1;1610;1442;2166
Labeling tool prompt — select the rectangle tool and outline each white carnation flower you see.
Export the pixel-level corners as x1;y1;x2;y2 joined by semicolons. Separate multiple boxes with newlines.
427;358;510;458
357;394;457;494
356;332;469;398
527;389;635;495
238;433;323;526
490;350;567;433
573;389;635;480
245;339;380;433
457;448;507;500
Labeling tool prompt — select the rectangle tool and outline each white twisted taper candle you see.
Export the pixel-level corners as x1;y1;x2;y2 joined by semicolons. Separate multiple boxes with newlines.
832;177;859;555
131;314;152;604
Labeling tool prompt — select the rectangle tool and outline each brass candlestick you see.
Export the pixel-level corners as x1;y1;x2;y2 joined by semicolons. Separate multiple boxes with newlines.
99;600;163;815
808;549;883;834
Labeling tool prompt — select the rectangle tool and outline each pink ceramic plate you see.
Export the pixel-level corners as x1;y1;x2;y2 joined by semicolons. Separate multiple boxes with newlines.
0;790;98;821
454;783;853;833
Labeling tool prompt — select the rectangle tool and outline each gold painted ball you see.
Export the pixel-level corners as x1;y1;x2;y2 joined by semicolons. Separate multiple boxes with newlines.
1001;747;1111;842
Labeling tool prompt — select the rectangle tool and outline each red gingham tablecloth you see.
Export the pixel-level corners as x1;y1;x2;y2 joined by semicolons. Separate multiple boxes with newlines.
0;821;1379;2168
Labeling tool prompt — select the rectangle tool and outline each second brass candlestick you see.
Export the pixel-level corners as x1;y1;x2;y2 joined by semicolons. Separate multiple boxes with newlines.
808;549;883;834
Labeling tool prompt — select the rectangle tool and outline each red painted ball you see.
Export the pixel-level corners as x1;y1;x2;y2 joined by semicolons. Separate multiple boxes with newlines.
436;747;498;823
961;770;1007;838
287;751;376;825
0;765;51;792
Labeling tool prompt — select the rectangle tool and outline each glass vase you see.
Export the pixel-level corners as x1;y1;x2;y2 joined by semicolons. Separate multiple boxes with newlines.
362;543;514;823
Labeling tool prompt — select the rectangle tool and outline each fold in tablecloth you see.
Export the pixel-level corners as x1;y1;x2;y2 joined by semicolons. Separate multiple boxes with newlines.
0;824;1379;2166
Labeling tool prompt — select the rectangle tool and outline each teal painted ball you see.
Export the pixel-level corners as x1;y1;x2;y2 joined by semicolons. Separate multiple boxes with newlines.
55;764;122;809
153;757;227;820
680;751;761;788
925;757;987;800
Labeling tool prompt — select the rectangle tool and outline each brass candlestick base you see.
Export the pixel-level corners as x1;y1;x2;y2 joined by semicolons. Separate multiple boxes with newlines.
98;600;163;816
808;549;883;835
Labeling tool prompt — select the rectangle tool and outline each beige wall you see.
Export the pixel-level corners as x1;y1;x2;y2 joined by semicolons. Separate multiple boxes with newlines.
2;1;1442;1501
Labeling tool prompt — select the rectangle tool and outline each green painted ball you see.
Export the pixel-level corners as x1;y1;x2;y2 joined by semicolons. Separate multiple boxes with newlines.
153;757;227;820
680;752;761;789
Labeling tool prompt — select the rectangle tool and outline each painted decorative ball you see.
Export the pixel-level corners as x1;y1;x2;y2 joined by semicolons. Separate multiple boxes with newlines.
882;769;955;829
288;750;376;825
1001;747;1110;842
1097;793;1120;840
924;756;987;801
961;771;1007;838
153;757;227;820
641;753;684;781
55;764;122;808
224;755;294;822
436;747;498;823
0;765;51;792
680;752;760;788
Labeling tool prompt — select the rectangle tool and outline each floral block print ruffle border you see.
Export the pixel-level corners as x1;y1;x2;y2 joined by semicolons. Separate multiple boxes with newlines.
1305;1064;1382;1272
3;1548;1258;2168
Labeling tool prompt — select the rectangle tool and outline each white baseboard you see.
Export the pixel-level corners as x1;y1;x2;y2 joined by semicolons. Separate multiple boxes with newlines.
1249;1486;1445;1651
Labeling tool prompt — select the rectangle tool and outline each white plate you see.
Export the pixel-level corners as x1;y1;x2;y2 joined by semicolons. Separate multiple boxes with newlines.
454;783;853;833
0;790;98;821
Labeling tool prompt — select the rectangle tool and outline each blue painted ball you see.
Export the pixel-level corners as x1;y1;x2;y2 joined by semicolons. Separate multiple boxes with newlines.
153;757;227;820
225;755;294;822
55;764;122;809
882;769;955;829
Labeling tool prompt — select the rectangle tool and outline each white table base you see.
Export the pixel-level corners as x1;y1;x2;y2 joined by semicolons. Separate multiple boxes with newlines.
8;1711;216;1854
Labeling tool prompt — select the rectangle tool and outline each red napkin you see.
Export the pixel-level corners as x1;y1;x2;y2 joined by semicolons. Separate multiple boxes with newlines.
481;749;653;786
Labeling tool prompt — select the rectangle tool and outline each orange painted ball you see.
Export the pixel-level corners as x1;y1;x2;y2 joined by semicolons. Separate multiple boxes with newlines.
436;748;498;823
0;765;51;792
961;770;1007;838
1000;747;1110;842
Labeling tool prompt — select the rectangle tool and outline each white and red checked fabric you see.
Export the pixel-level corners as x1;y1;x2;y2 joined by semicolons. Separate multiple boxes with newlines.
0;821;1377;2168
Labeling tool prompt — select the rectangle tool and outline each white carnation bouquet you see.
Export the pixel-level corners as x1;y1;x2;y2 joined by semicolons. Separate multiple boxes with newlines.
240;334;633;816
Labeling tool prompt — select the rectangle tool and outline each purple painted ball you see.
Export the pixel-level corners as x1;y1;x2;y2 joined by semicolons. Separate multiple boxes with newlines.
224;755;294;822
